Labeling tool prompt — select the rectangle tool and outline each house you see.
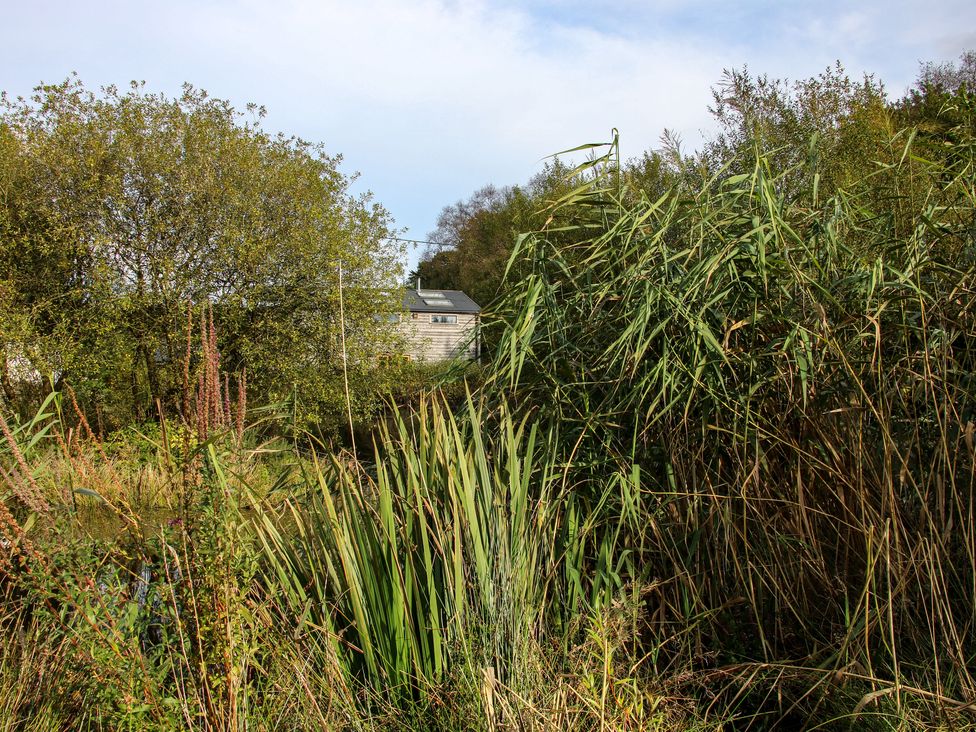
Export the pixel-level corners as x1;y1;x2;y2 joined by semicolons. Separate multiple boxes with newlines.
400;288;481;362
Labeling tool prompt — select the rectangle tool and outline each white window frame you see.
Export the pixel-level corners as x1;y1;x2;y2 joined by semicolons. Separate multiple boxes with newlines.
431;314;457;324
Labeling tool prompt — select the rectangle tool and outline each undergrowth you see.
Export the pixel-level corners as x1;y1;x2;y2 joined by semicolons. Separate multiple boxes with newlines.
2;113;976;730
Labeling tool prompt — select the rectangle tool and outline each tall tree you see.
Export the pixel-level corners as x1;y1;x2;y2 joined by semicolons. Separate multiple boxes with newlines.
0;78;401;426
416;162;577;308
896;50;976;138
704;62;890;200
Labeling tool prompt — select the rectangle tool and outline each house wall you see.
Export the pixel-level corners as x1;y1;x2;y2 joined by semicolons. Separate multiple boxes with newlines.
401;312;479;361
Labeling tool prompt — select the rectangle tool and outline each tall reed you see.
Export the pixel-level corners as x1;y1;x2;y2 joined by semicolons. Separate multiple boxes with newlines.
485;125;976;724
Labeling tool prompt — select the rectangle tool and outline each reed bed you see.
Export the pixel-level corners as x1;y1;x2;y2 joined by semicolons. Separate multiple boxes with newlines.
483;126;976;727
0;120;974;729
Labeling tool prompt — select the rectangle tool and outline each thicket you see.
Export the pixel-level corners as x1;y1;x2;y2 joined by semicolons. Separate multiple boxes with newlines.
417;58;969;323
1;55;976;730
0;78;403;432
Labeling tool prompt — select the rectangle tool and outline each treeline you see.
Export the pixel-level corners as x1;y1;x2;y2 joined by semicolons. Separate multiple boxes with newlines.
0;78;403;431
417;53;976;313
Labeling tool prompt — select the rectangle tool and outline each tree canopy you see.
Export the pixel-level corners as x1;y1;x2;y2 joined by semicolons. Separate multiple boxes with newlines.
0;78;402;427
414;162;576;309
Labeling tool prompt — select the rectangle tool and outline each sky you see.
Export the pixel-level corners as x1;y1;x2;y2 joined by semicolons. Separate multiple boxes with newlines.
3;0;975;271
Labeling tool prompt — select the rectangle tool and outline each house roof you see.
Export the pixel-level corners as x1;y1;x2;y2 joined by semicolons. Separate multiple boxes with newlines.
402;288;481;314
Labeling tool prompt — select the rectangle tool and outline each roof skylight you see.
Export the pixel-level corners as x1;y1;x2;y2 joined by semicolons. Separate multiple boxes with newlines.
423;297;453;307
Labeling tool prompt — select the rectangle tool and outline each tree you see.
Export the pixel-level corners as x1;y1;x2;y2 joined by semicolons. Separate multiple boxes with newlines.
896;50;976;140
704;63;890;200
416;184;520;307
914;50;976;95
0;77;401;427
416;162;579;309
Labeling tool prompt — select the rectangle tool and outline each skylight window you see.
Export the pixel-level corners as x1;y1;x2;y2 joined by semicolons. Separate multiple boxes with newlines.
423;297;453;307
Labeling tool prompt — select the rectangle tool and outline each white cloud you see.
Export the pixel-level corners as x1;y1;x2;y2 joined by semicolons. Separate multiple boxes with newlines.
3;0;976;262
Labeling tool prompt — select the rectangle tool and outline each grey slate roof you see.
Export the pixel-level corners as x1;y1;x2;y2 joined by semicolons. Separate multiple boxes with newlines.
402;288;481;314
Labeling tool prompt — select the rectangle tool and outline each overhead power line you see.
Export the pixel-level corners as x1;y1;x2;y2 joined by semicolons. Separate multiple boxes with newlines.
382;236;451;249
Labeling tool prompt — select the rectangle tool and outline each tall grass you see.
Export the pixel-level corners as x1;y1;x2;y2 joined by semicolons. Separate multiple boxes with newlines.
253;394;654;723
1;119;975;729
485;126;976;724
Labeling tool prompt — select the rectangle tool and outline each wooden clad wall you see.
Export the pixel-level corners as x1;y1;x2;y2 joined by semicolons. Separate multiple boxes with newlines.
401;312;479;361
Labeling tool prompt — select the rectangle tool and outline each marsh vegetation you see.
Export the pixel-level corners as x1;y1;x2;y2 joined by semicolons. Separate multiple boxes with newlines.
2;55;976;730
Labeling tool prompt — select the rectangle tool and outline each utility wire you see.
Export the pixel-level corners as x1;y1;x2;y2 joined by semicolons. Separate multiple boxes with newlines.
382;236;452;249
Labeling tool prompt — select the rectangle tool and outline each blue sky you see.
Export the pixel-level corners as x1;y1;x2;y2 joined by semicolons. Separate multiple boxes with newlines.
3;0;974;270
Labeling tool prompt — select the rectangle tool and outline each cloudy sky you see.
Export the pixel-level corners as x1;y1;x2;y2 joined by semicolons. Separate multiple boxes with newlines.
3;0;975;268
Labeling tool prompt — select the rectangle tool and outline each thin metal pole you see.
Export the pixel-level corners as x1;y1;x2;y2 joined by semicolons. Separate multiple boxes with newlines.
337;260;357;455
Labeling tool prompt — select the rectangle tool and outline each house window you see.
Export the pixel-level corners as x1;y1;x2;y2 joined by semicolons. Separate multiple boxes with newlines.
431;314;457;324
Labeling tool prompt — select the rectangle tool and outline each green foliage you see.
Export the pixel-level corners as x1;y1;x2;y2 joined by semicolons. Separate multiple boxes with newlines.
418;63;898;321
4;54;976;731
704;62;891;199
486;117;976;722
0;391;687;730
257;397;553;696
416;162;578;311
0;77;402;427
895;51;976;187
